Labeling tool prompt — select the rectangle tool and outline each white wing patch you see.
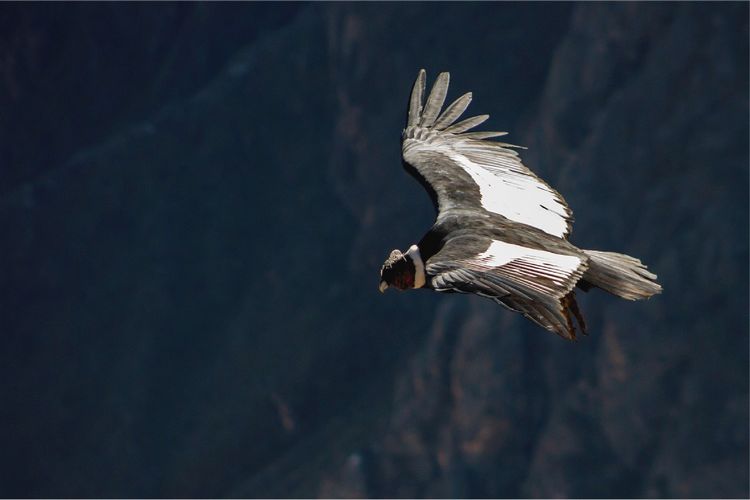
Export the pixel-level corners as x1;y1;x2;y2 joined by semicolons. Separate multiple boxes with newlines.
445;148;569;238
403;137;570;238
471;240;582;295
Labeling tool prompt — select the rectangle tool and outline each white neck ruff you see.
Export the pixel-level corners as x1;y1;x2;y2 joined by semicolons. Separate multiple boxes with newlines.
406;244;426;289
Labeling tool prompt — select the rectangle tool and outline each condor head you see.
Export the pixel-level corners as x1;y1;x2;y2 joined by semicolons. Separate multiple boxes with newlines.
379;245;426;292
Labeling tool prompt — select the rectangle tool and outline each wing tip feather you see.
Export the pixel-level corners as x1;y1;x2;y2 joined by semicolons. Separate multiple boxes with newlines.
419;71;451;128
433;91;473;130
407;69;428;127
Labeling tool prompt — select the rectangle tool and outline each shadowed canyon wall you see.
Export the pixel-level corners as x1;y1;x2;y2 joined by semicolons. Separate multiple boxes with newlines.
0;3;747;498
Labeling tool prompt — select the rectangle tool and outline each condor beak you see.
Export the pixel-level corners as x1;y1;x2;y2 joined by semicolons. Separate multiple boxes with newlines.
379;281;389;293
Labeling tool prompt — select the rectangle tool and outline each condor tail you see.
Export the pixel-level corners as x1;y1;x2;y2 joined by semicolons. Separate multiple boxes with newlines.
581;250;662;300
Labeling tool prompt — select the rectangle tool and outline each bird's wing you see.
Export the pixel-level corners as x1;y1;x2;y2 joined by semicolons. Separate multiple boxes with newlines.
402;70;573;239
426;235;589;339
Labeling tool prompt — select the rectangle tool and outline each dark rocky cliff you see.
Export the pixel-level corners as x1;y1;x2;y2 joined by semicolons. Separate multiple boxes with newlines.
0;3;747;498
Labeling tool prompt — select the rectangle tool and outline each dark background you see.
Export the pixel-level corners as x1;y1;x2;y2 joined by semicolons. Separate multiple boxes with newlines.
1;2;747;498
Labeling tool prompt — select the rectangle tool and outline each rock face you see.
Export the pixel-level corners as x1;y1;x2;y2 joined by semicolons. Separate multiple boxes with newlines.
0;3;747;498
0;3;301;192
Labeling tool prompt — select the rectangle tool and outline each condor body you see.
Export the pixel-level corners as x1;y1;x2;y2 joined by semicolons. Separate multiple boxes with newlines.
379;70;661;340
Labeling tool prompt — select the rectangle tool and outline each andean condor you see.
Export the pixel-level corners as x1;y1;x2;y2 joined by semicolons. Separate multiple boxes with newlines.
379;70;662;340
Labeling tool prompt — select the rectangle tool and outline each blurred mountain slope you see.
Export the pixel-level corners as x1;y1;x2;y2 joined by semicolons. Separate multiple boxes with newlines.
0;3;301;192
320;2;748;498
0;3;746;498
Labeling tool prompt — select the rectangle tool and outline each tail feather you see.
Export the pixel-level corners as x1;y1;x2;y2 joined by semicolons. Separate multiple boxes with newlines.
582;250;662;300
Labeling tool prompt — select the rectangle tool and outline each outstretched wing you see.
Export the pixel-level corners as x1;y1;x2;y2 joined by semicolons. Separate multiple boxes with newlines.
402;70;573;239
426;235;589;339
